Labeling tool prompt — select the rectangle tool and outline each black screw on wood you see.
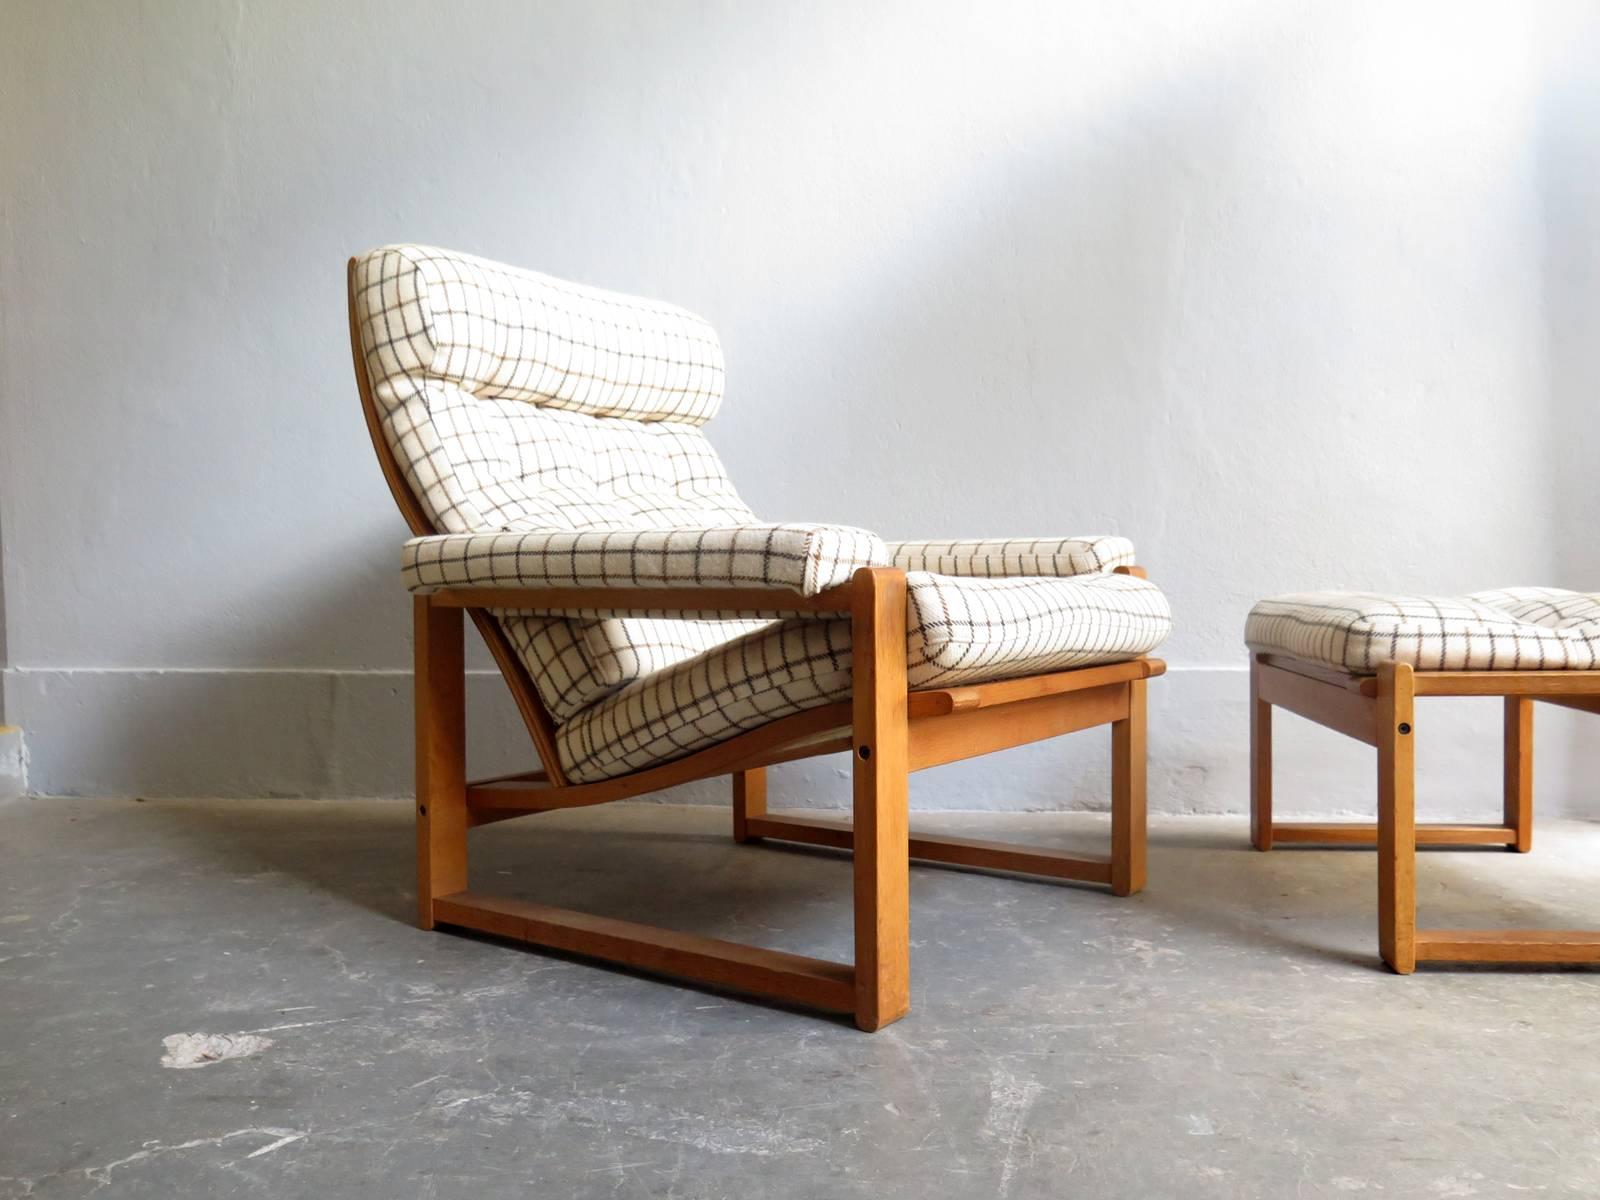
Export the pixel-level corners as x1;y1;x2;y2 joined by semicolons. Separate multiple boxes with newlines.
419;805;428;815
1398;723;1412;735
858;746;871;760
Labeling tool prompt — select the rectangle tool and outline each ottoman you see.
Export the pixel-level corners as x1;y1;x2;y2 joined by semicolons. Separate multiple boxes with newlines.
1244;589;1600;972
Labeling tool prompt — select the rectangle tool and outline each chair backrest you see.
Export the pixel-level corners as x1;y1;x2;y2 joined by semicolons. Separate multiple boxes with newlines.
351;245;772;724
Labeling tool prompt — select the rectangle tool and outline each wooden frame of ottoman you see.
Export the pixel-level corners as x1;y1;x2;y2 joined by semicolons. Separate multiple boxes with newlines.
1250;652;1600;971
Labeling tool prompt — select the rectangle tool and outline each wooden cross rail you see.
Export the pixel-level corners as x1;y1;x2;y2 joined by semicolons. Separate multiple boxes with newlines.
1251;653;1600;969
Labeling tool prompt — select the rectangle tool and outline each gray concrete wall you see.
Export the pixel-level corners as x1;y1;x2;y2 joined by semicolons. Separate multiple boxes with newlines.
2;1;1599;812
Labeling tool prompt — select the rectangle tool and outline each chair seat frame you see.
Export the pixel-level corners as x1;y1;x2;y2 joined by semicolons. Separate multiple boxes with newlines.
1250;652;1600;971
351;259;1162;1029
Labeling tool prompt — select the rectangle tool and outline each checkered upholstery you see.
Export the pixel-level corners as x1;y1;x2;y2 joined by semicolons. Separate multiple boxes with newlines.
355;244;1170;779
356;244;724;433
887;536;1135;577
354;244;774;718
403;524;883;597
558;618;854;782
907;571;1170;684
1246;589;1600;672
560;572;1171;783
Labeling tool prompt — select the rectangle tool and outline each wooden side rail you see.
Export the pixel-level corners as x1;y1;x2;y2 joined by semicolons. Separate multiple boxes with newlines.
739;673;1149;898
1254;658;1378;747
460;663;1166;823
1414;929;1600;964
908;658;1165;717
1266;823;1518;847
1251;656;1531;851
434;892;856;1012
355;259;1168;1024
1536;695;1600;716
406;549;1159;1027
740;813;1115;886
1252;652;1600;970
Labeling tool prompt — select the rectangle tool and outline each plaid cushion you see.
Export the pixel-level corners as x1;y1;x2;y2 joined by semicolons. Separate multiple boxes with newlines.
496;614;615;720
355;244;724;425
556;572;1171;782
356;245;1171;751
402;524;886;597
886;536;1135;577
355;245;768;717
557;618;854;782
906;571;1171;686
1246;589;1600;672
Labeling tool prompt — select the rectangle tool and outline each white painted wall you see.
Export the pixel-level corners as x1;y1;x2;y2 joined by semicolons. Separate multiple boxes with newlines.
3;1;1598;815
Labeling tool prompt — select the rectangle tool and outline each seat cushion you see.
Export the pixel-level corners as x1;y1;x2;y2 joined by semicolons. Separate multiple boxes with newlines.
1246;589;1600;672
906;571;1170;686
556;572;1171;783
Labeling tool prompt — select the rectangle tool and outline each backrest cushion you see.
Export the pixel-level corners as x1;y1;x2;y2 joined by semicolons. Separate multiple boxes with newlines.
359;244;724;421
354;245;769;721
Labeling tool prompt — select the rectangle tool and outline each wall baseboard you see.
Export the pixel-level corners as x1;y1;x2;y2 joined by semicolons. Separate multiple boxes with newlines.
3;665;1597;817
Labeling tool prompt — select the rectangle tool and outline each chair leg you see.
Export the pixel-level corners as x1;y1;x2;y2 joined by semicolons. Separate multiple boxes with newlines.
851;568;911;1032
732;768;767;844
1111;678;1148;896
1250;655;1273;851
1377;661;1417;973
415;596;467;931
1503;696;1534;853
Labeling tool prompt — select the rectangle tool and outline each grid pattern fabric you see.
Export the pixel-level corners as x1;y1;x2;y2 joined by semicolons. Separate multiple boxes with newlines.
355;243;724;424
557;618;855;782
371;385;753;537
556;572;1171;782
356;244;1172;760
403;524;886;597
905;571;1171;687
354;245;771;717
886;536;1135;577
495;613;614;721
1245;589;1600;672
493;610;774;721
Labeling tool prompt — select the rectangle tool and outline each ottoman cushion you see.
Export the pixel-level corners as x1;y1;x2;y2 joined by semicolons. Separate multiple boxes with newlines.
1246;588;1600;672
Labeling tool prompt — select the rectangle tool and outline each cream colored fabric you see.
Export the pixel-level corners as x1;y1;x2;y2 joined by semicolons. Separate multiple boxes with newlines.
558;572;1171;783
355;244;1172;777
1246;589;1600;672
403;524;885;597
885;536;1135;577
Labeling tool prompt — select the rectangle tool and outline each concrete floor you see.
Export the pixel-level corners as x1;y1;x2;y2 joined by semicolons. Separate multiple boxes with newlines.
3;798;1599;1198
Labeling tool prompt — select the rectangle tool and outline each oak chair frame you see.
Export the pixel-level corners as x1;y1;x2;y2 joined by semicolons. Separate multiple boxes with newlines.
350;260;1163;1029
1251;652;1600;971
